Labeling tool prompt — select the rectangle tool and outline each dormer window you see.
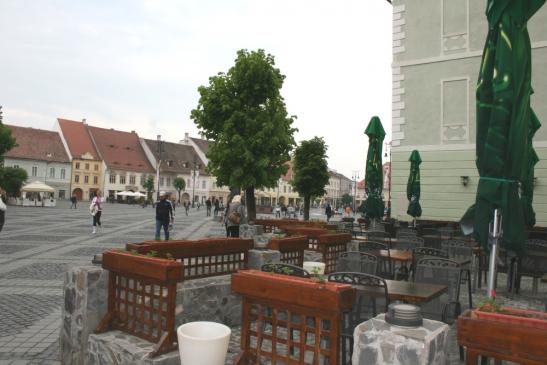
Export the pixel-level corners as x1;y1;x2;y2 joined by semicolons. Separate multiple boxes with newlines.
167;160;173;167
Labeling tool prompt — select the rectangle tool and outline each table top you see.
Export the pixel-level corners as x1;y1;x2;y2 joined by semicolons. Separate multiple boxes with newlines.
368;249;413;262
357;279;448;303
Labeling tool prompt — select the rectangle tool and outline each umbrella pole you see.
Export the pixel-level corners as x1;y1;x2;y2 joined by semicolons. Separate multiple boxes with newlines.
487;209;502;299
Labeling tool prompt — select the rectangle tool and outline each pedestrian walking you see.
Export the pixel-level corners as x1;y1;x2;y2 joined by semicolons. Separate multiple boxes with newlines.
206;198;212;216
275;204;281;218
70;195;77;209
184;201;189;216
214;199;220;216
90;190;104;234
325;203;332;222
225;195;245;237
0;193;6;233
155;192;174;240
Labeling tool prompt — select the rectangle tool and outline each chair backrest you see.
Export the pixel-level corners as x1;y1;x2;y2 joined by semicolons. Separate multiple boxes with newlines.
415;258;461;302
393;236;424;250
364;231;389;241
396;228;417;238
327;271;389;315
520;239;547;275
358;241;389;252
441;240;473;262
336;251;378;275
261;263;311;278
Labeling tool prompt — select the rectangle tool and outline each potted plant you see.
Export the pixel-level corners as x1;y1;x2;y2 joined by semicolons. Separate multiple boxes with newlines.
474;298;547;330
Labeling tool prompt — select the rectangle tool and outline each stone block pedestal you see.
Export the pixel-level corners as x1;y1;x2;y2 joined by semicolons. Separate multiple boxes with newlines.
352;314;449;365
247;249;281;270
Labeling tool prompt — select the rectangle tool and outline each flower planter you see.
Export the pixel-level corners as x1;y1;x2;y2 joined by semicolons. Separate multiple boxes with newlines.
304;261;326;275
177;322;231;365
102;250;182;282
474;306;547;330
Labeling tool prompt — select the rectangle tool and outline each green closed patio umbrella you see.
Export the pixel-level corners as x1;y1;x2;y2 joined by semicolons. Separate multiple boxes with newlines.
461;0;544;296
407;150;422;220
362;116;386;220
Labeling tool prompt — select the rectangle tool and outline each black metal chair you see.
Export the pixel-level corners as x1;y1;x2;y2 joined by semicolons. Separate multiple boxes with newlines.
358;241;393;279
396;228;418;238
410;247;448;279
261;263;310;278
328;272;389;365
336;251;378;275
516;239;547;294
393;236;425;251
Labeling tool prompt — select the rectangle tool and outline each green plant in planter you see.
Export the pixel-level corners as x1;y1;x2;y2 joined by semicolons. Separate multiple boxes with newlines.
165;252;174;260
281;266;294;275
311;267;327;283
478;297;502;312
146;250;158;258
130;249;139;256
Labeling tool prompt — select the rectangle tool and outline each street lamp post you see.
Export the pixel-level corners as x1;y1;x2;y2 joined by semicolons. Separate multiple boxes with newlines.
351;171;359;213
156;135;164;201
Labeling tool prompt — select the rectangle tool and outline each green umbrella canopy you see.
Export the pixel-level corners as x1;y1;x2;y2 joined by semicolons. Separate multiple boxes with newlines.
461;0;544;254
407;150;422;218
362;116;386;219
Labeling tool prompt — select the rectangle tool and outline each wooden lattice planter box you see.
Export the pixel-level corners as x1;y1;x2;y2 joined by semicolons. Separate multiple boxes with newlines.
318;233;352;274
231;270;355;365
458;309;547;365
267;235;308;267
96;250;183;357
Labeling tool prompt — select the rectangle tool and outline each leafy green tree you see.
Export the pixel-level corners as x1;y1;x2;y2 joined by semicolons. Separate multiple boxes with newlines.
291;137;329;220
0;109;16;167
143;176;155;202
173;177;186;203
341;193;353;206
0;167;27;195
191;49;297;220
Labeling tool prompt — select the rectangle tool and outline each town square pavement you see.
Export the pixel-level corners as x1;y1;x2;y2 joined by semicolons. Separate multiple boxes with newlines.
0;203;545;364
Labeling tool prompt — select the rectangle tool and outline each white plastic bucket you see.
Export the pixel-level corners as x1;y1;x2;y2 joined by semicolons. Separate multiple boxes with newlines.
177;321;231;365
303;261;326;275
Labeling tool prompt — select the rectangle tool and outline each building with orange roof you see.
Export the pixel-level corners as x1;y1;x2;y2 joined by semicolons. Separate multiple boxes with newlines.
56;118;104;201
4;124;71;199
86;125;155;200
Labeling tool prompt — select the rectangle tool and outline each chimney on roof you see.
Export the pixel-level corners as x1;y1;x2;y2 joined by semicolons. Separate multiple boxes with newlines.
82;118;87;124
131;130;135;134
180;132;189;144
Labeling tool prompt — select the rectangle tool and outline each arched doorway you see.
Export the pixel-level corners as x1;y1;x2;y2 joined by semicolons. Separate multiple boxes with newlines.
72;188;83;201
181;192;190;202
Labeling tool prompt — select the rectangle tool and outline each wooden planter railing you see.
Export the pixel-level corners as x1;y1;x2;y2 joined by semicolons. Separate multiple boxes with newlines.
231;270;355;365
96;250;183;357
267;235;308;267
255;219;336;233
279;226;330;250
318;233;352;274
127;238;254;280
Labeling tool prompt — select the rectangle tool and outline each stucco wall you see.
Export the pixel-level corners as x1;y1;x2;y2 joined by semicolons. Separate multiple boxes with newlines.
4;158;71;198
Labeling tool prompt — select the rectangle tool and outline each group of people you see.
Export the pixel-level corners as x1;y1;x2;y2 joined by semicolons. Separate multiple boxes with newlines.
274;203;302;219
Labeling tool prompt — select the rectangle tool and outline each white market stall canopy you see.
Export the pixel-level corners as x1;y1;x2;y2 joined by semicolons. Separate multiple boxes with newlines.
21;181;55;193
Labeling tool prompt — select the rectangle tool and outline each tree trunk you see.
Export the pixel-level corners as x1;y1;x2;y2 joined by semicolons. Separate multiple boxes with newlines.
177;190;181;203
304;194;311;221
245;186;256;222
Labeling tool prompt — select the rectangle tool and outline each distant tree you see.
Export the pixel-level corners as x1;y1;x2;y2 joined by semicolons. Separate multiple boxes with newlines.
143;176;155;202
0;108;16;167
0;167;27;195
191;49;297;220
291;137;330;220
173;177;186;203
341;193;353;206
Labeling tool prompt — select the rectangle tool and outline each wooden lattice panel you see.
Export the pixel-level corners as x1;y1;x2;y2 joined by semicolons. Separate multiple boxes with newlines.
97;251;182;357
268;236;308;267
127;238;254;280
318;234;352;274
232;270;355;365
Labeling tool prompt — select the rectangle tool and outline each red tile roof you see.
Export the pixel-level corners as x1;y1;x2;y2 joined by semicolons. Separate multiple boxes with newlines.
88;126;154;173
57;118;99;160
144;139;207;175
4;124;70;163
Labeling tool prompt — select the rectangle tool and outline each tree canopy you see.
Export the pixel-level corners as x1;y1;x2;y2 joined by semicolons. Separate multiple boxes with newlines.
291;137;329;220
0;167;27;195
341;193;353;205
173;177;186;203
191;49;297;219
0;112;16;166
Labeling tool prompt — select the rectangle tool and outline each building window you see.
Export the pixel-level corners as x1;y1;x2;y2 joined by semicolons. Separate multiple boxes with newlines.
129;175;136;185
187;179;191;186
75;162;80;169
160;177;164;186
60;168;66;179
119;175;126;184
49;167;55;178
202;180;206;189
109;174;116;184
140;175;145;186
284;186;286;193
93;176;98;184
84;175;89;184
32;166;38;177
85;163;90;170
75;175;80;183
167;160;173;167
59;190;66;199
166;177;171;187
13;164;19;169
94;164;99;171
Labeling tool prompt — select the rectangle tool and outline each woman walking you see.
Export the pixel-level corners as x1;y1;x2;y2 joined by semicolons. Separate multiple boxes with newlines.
90;190;104;234
225;195;245;237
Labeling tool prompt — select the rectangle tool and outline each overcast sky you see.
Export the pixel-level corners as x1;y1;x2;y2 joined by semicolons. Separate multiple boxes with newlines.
0;0;392;179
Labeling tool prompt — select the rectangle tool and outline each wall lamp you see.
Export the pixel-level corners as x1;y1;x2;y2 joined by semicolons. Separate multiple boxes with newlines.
461;176;469;186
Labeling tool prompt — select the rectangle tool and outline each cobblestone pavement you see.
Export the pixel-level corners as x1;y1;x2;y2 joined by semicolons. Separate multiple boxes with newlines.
0;201;224;364
1;204;545;365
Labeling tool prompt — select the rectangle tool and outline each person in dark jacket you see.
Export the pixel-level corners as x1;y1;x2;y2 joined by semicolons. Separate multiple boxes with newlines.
325;203;333;222
155;192;174;240
225;195;245;237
